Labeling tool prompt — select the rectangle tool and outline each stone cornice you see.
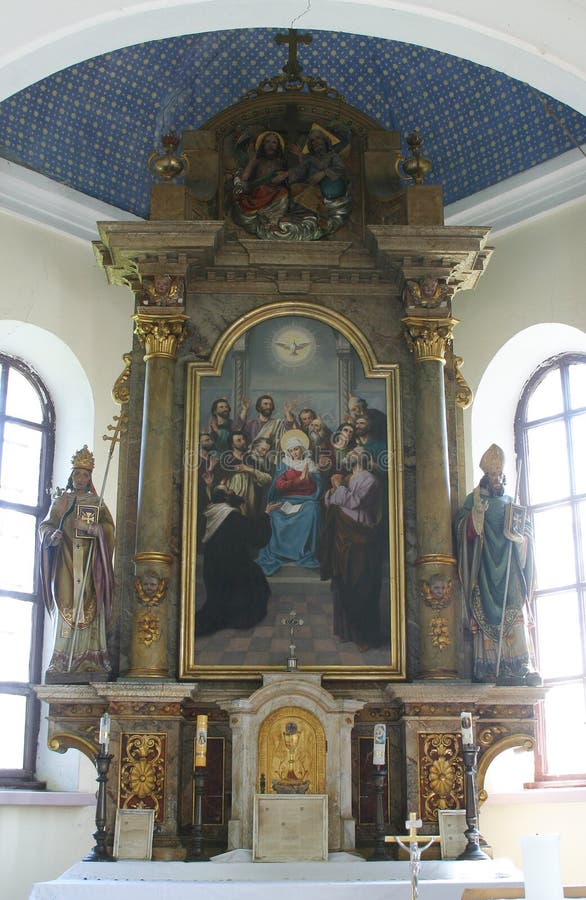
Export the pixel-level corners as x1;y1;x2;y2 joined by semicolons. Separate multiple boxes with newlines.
367;224;494;296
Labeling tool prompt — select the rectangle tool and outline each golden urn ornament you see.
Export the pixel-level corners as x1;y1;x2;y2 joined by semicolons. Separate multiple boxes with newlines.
148;131;189;181
394;130;433;185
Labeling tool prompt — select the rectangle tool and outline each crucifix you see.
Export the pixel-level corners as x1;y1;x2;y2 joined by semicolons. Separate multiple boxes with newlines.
275;28;312;81
281;609;304;670
385;812;439;900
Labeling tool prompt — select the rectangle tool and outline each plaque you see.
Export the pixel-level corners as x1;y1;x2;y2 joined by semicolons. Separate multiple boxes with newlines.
253;793;328;862
113;808;155;860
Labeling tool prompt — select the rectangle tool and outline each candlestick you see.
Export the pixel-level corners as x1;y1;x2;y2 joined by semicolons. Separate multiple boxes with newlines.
186;766;209;861
369;763;388;861
195;714;208;767
460;711;474;746
457;744;489;860
84;745;115;862
373;723;386;766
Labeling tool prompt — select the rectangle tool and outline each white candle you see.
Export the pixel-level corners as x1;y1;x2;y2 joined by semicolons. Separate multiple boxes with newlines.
520;834;564;900
373;723;386;766
195;714;208;767
99;712;110;752
460;711;474;746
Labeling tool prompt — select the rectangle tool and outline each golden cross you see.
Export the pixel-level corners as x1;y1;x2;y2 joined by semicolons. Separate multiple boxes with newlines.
275;28;312;80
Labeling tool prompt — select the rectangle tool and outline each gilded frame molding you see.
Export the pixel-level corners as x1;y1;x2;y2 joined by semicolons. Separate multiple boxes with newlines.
179;300;405;679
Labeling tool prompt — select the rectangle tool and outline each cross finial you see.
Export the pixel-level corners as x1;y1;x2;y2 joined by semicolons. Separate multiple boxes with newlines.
406;811;422;841
275;28;312;80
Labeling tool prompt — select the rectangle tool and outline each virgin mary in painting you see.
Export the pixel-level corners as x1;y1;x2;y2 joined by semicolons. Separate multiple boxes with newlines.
256;430;323;576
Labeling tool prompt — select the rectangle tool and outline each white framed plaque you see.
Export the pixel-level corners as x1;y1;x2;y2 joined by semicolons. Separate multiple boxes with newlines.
113;808;155;860
438;809;468;859
253;794;328;862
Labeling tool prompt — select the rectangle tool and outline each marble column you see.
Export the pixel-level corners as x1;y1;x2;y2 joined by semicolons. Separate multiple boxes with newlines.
127;308;188;678
403;314;460;679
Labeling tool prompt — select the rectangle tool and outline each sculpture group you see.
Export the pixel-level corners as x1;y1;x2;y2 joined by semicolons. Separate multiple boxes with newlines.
230;124;352;240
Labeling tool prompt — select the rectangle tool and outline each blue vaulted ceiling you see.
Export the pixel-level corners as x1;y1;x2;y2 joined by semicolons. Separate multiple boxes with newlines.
1;28;585;219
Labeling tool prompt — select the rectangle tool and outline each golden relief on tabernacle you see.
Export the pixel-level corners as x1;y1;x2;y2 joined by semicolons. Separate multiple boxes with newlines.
257;707;326;795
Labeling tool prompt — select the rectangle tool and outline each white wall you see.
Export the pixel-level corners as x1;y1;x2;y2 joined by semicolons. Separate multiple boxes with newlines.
453;196;586;489
0;209;133;496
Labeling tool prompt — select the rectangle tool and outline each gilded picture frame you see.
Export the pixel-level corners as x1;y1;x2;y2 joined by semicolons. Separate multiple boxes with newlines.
179;301;405;679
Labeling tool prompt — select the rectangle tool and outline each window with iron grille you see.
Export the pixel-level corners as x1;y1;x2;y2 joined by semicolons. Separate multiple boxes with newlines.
515;352;586;782
0;354;54;787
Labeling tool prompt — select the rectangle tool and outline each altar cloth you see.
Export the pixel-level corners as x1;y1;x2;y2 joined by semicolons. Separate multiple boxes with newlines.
29;855;523;900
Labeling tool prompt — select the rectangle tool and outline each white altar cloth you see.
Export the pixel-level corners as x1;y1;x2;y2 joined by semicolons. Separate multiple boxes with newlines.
29;853;523;900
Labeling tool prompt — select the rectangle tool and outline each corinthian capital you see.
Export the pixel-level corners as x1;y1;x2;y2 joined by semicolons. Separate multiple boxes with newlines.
133;310;189;360
402;315;459;363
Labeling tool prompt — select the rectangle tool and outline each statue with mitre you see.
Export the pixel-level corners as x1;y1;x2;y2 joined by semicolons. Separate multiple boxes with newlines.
39;445;114;681
455;443;540;684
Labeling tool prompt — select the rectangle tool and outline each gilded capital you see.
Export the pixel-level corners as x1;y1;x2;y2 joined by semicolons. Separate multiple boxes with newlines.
133;310;189;360
402;315;459;363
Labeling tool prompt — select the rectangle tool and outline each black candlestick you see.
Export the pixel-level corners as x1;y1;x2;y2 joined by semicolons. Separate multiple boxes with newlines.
84;747;115;862
186;766;209;861
369;764;388;860
457;745;489;860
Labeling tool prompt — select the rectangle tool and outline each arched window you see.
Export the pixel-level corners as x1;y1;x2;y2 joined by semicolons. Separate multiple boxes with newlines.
515;352;586;781
0;354;54;787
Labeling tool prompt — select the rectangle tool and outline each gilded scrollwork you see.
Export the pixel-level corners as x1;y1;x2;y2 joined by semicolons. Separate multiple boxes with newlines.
428;616;451;651
137;612;161;647
119;733;166;822
453;355;473;409
112;353;132;405
419;732;464;821
478;725;508;748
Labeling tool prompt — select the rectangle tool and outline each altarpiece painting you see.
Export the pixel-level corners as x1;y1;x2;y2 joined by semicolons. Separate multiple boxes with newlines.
180;304;405;678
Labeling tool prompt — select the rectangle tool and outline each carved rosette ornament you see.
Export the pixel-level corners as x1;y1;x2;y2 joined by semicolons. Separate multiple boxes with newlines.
418;732;464;823
133;311;189;360
119;732;166;822
402;316;458;363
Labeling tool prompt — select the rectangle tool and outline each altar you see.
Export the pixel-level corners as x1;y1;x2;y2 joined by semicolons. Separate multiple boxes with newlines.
35;26;544;867
29;856;524;900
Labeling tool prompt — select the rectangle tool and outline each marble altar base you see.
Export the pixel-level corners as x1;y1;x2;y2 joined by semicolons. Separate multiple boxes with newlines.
29;854;523;900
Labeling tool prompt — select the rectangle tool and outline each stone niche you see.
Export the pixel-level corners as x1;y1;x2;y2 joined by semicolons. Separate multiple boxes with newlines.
219;674;364;851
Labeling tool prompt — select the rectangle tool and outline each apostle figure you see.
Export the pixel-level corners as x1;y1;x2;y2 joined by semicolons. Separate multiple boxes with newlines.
197;487;271;636
289;127;349;223
232;130;289;230
236;393;296;450
39;445;114;680
220;430;272;519
320;447;384;651
455;444;540;684
256;431;323;576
